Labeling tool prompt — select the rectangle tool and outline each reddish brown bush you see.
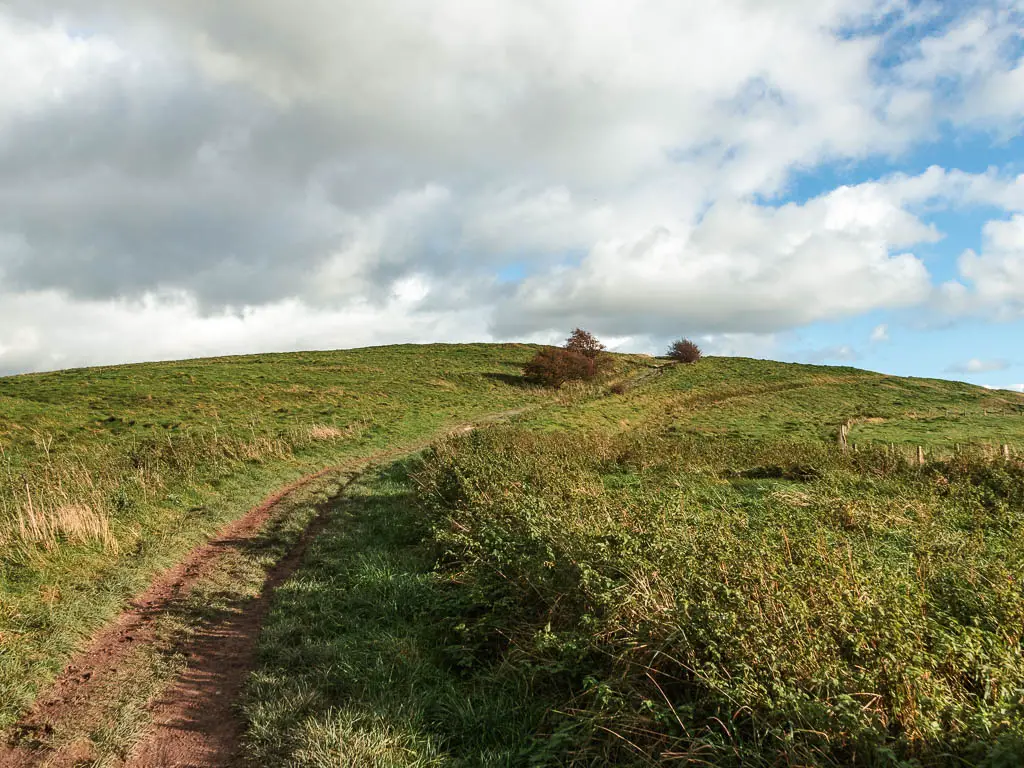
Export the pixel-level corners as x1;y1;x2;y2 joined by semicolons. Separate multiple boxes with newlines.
667;338;702;363
523;347;596;388
564;328;605;359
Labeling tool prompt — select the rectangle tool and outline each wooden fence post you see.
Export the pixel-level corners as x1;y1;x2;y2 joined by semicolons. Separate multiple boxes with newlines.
917;446;925;466
838;423;848;452
1002;444;1011;461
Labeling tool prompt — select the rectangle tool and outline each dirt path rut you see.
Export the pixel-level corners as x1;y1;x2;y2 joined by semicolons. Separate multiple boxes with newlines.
124;476;348;768
1;464;349;768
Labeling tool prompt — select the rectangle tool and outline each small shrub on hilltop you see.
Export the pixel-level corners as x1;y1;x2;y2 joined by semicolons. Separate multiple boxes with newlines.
523;329;610;388
565;328;606;358
667;337;701;363
522;346;595;388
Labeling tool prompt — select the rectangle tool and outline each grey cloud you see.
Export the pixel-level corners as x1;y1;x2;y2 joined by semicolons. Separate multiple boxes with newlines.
0;1;1022;377
0;7;609;310
0;167;341;306
0;49;343;305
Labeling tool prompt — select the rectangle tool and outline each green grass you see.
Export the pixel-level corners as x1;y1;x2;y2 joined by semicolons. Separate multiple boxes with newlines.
527;357;1024;447
241;463;554;767
2;343;652;730
5;347;1024;764
241;356;1024;767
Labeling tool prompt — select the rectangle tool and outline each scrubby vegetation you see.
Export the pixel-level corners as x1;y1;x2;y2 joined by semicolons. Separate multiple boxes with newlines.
523;347;597;388
667;338;701;363
239;355;1024;767
565;328;606;359
523;328;612;388
413;427;1024;765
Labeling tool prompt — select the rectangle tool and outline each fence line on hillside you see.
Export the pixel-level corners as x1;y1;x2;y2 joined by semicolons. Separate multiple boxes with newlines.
837;424;1016;465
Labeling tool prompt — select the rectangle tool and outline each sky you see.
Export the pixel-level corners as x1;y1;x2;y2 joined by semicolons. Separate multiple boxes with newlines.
1;1;1023;390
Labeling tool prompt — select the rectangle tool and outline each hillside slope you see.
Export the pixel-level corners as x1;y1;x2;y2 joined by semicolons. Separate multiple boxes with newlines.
532;356;1024;447
0;343;650;731
3;348;1023;766
240;357;1024;767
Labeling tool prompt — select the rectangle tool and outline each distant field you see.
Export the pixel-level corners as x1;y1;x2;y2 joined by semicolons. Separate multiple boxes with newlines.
3;348;1023;765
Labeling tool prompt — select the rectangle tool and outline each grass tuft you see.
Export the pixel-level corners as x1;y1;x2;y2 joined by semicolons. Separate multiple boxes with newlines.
13;502;116;552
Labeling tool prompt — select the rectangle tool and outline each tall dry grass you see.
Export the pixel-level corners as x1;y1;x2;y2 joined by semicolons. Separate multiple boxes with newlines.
0;422;364;556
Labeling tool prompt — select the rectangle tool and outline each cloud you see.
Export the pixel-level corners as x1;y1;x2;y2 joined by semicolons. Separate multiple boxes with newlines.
895;4;1024;129
982;383;1024;393
940;214;1024;318
697;333;780;359
0;2;1022;373
0;284;491;376
0;13;124;118
946;358;1010;373
870;323;890;342
492;177;939;337
805;345;859;364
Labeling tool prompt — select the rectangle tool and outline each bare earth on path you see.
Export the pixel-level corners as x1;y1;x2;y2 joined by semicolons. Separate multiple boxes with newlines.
123;475;346;768
1;462;349;768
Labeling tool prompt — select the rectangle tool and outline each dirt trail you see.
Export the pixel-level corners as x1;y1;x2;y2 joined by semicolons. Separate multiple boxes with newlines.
124;478;347;768
1;463;348;768
1;411;532;768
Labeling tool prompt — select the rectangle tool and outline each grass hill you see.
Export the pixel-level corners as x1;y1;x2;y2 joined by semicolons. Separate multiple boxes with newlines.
0;344;587;729
2;346;1023;765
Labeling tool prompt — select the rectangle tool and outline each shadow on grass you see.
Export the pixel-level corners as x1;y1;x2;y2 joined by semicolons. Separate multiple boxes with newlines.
483;372;535;389
237;459;554;767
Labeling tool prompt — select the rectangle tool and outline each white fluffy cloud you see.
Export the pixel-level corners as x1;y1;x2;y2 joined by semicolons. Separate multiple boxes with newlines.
959;217;1024;314
896;3;1024;128
0;282;490;376
0;13;123;118
493;171;956;336
0;2;1023;373
941;215;1024;318
806;345;859;364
